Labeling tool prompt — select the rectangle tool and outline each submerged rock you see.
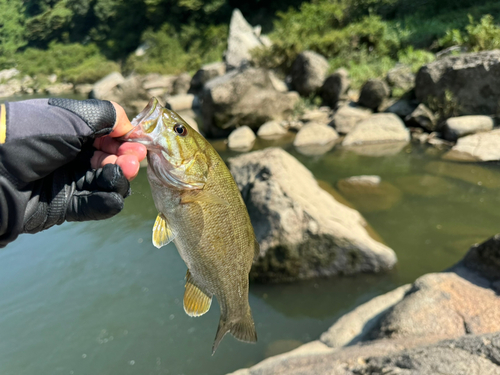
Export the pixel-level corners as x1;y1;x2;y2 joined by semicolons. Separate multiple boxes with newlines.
415;50;500;115
443;129;500;162
227;126;256;152
425;160;500;189
342;113;410;146
395;175;454;197
443;115;494;141
229;148;397;283
290;51;329;97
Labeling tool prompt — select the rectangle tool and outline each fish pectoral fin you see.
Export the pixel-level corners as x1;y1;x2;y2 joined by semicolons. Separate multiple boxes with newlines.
152;213;176;249
181;190;230;207
184;270;212;317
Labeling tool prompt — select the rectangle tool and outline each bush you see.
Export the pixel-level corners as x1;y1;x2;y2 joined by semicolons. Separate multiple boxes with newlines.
439;14;500;51
397;46;435;72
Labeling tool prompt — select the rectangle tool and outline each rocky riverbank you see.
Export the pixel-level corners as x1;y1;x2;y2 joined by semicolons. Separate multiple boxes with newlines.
229;234;500;374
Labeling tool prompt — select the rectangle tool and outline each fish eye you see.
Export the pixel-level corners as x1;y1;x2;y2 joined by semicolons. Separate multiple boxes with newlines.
173;123;187;136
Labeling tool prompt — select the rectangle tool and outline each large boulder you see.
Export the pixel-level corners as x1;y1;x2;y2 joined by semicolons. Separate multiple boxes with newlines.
358;79;390;110
201;68;300;137
229;148;397;283
142;73;176;98
443;129;500;162
331;104;372;134
405;103;437;132
415;50;500;115
89;72;125;100
443;115;494;141
342;113;410;146
386;64;415;92
321;68;350;108
189;62;226;93
290;51;329;97
229;234;500;375
225;9;264;69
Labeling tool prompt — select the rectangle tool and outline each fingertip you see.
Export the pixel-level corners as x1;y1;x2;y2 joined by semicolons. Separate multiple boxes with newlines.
116;154;140;181
109;102;133;137
117;142;148;161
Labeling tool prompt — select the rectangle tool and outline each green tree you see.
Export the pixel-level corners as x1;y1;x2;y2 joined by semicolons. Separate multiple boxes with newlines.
0;0;26;66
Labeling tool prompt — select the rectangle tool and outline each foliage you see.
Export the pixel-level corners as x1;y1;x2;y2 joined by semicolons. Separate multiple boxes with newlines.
0;0;26;68
439;14;500;51
397;46;435;72
426;90;462;121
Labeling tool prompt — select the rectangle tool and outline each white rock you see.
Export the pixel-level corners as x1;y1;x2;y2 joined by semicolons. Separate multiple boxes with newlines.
294;122;339;147
342;113;410;146
0;68;19;82
257;121;288;139
228;126;256;152
331;105;371;134
166;94;195;112
443;115;494;141
443;129;500;162
225;9;263;68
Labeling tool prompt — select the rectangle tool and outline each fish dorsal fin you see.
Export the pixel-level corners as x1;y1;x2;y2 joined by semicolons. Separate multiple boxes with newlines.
152;213;176;249
181;190;230;206
184;270;212;317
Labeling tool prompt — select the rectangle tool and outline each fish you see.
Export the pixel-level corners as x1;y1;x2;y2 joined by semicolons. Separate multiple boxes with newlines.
122;97;258;354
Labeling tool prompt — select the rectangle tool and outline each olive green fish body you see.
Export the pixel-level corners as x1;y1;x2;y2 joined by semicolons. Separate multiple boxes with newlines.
125;98;258;353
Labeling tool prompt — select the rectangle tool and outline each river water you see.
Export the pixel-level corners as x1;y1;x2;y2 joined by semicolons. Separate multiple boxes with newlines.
1;96;500;374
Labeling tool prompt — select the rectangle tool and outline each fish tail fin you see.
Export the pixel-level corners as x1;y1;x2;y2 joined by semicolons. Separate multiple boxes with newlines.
212;309;257;355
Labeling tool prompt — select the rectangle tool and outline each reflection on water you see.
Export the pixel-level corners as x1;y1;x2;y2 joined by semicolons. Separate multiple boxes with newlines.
2;98;500;374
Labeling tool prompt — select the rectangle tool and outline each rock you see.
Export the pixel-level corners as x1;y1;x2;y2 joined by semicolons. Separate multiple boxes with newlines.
227;126;256;152
257;120;288;139
343;142;408;157
443;129;500;162
395;175;455;197
293;122;339;156
443;115;494;141
299;107;331;124
321;68;350;107
259;35;273;48
342;113;410;146
0;68;19;82
225;9;263;69
166;94;196;112
425;160;500;189
386;64;415;92
385;98;418;118
142;73;176;96
0;79;22;97
74;83;94;96
47;74;58;84
172;72;191;95
180;114;200;133
415;50;500;115
89;72;125;100
337;176;402;212
201;68;300;136
265;340;303;359
331;104;372;134
321;284;411;348
358;79;390;110
228;148;397;282
290;51;329;97
189;62;226;93
268;71;288;93
44;83;73;95
405;103;437;131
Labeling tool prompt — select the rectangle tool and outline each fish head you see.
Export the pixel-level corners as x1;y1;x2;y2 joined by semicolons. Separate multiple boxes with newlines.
122;97;209;190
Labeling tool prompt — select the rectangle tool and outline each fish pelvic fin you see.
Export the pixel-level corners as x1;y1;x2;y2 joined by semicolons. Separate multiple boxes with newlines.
184;270;212;317
152;213;176;249
212;309;257;355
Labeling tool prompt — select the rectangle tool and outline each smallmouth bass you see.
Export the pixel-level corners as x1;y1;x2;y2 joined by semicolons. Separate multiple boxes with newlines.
123;98;258;354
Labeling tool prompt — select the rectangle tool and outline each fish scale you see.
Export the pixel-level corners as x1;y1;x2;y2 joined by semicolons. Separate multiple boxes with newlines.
122;98;258;354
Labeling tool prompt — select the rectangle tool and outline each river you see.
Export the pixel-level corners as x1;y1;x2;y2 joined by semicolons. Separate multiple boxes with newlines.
1;96;500;374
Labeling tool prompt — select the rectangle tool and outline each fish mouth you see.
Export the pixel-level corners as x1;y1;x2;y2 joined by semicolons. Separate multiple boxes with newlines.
118;97;163;147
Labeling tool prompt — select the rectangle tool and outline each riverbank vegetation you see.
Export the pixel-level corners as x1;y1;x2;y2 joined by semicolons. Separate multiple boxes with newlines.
2;0;500;88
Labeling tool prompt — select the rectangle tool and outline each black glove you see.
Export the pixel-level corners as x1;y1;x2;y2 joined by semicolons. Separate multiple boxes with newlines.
0;98;131;247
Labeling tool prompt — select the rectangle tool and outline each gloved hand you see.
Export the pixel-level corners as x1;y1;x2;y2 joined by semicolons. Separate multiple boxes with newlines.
0;98;147;246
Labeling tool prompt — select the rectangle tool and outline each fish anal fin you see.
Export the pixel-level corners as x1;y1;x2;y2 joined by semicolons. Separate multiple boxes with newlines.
181;190;229;207
212;310;257;355
184;270;212;318
152;213;176;249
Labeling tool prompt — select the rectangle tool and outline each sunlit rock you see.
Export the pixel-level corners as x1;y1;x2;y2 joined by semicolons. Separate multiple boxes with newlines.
443;115;494;141
227;126;256;152
443;129;500;162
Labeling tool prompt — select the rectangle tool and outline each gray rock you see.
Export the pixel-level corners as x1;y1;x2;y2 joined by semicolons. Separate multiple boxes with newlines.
44;83;73;95
386;64;415;92
229;148;397;283
0;79;22;97
405;103;437;131
293;122;339;156
299;107;331;124
225;9;263;69
321;68;350;107
172;72;191;95
290;51;329;96
166;94;196;112
385;99;418;118
0;68;19;82
257;120;288;139
89;72;125;100
415;50;500;115
321;284;411;348
201;68;300;136
443;115;494;141
142;73;176;97
331;104;372;134
342;113;410;146
180;114;200;133
268;71;288;93
443;129;500;162
74;84;94;96
227;126;256;152
47;74;58;84
358;79;391;110
189;62;226;93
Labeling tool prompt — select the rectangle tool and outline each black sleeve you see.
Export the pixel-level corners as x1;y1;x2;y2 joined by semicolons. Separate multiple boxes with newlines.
0;98;117;248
